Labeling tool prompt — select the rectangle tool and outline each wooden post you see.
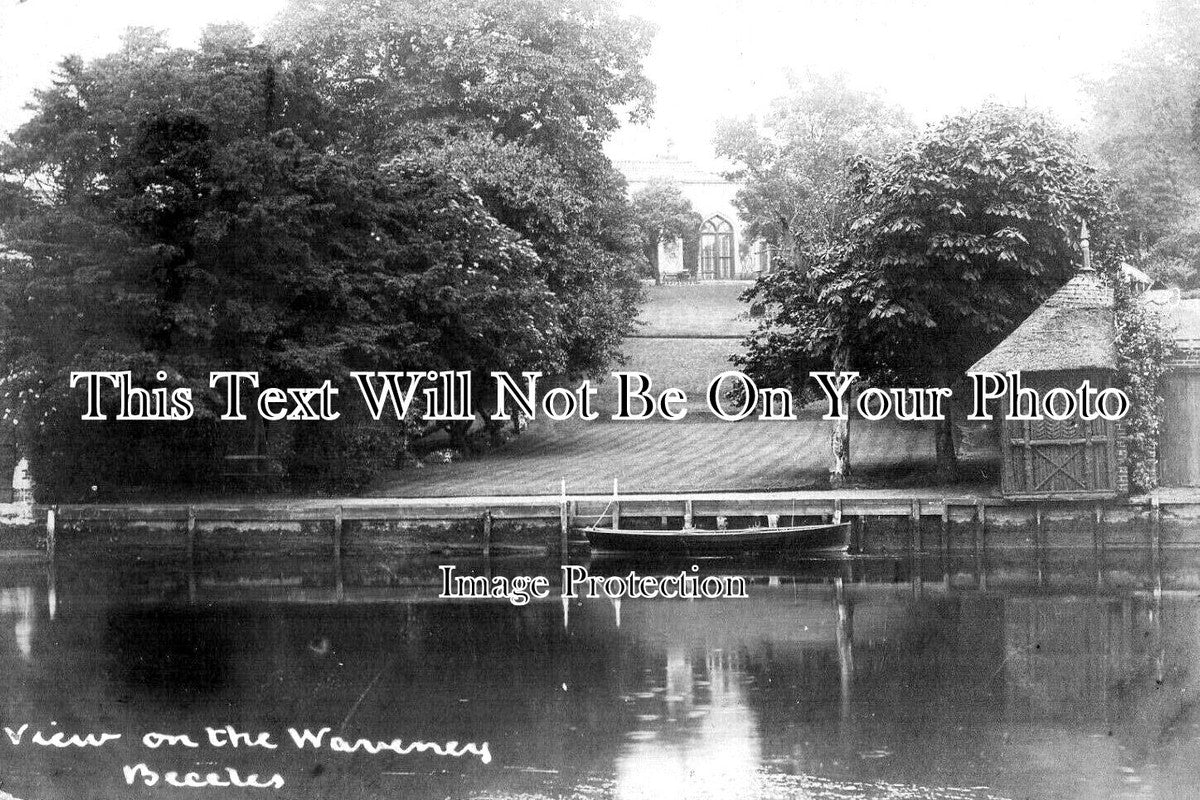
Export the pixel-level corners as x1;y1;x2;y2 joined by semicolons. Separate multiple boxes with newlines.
910;499;922;594
186;505;197;563
333;505;344;562
184;506;196;604
559;479;569;559
832;499;843;525
857;515;866;555
1150;496;1162;593
45;506;56;561
1035;505;1044;588
975;499;987;591
482;510;493;561
910;499;921;554
611;478;620;531
941;503;951;588
334;505;344;602
558;503;568;559
684;500;694;529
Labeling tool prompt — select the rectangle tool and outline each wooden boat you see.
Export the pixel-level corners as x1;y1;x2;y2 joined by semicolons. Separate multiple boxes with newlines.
565;481;851;557
579;520;851;556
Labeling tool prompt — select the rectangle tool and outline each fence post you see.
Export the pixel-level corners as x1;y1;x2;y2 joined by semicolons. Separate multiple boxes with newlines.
941;503;951;587
1035;504;1044;588
333;506;344;561
975;499;987;591
910;499;921;554
559;479;569;559
334;506;345;602
186;505;197;563
1150;496;1162;594
482;510;493;561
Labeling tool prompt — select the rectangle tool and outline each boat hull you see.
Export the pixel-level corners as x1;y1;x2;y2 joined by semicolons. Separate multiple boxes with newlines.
580;522;851;556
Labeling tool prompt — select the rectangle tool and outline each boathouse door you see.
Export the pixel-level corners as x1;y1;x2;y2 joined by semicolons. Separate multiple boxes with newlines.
1000;371;1119;499
1160;371;1200;486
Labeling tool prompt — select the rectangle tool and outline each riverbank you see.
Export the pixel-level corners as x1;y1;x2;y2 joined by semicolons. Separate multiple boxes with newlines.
25;486;1200;565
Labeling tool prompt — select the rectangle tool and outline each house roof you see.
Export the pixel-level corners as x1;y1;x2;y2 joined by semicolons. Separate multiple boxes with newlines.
1142;288;1200;347
968;270;1117;374
1120;262;1157;288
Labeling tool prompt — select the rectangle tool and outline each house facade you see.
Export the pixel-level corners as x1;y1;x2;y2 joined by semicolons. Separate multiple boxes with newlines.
617;158;767;281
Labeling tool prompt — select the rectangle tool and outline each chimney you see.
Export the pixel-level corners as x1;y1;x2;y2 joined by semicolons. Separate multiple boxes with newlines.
1080;220;1093;273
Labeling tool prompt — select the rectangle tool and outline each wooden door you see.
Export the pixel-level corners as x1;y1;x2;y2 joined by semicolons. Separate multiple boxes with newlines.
1160;372;1200;487
1001;371;1119;499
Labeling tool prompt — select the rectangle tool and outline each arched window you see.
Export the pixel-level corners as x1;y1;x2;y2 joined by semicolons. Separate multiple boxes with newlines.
699;217;734;280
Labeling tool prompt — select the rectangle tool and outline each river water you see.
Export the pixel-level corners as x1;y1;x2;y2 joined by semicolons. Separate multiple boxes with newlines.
0;550;1197;800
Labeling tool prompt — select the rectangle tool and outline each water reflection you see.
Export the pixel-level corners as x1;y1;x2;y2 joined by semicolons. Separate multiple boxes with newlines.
0;550;1199;798
0;585;34;658
614;641;760;800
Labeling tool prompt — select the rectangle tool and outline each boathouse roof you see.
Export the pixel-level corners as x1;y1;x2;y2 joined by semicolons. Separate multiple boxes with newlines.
968;270;1117;374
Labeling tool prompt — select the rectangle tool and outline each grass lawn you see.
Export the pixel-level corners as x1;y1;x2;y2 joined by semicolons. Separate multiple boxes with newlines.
634;281;756;337
598;337;746;412
363;283;999;498
367;412;999;497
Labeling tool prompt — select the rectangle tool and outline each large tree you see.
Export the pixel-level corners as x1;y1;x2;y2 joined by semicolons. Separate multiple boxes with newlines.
1086;0;1200;277
0;16;633;497
739;104;1124;483
629;180;702;278
268;0;653;380
714;72;912;262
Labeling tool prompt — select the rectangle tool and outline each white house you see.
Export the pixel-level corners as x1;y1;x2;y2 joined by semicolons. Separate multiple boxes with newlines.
617;157;767;281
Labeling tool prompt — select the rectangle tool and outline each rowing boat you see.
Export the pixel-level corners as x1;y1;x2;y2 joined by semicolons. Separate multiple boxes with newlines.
579;520;851;556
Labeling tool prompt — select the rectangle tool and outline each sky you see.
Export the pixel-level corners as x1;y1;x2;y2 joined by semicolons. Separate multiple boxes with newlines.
0;0;1162;164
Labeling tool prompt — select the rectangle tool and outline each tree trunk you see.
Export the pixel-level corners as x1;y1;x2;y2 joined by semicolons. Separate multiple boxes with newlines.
780;218;797;266
483;414;506;448
447;419;473;454
830;414;851;488
829;349;852;488
935;394;958;483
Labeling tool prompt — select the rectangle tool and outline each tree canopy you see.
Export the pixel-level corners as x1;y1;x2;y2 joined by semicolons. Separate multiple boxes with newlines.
738;104;1123;480
0;0;655;497
269;0;653;378
714;72;912;261
1086;0;1200;282
629;180;701;277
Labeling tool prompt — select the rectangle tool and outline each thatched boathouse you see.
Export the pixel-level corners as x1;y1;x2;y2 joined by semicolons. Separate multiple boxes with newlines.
968;260;1127;500
970;231;1200;499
